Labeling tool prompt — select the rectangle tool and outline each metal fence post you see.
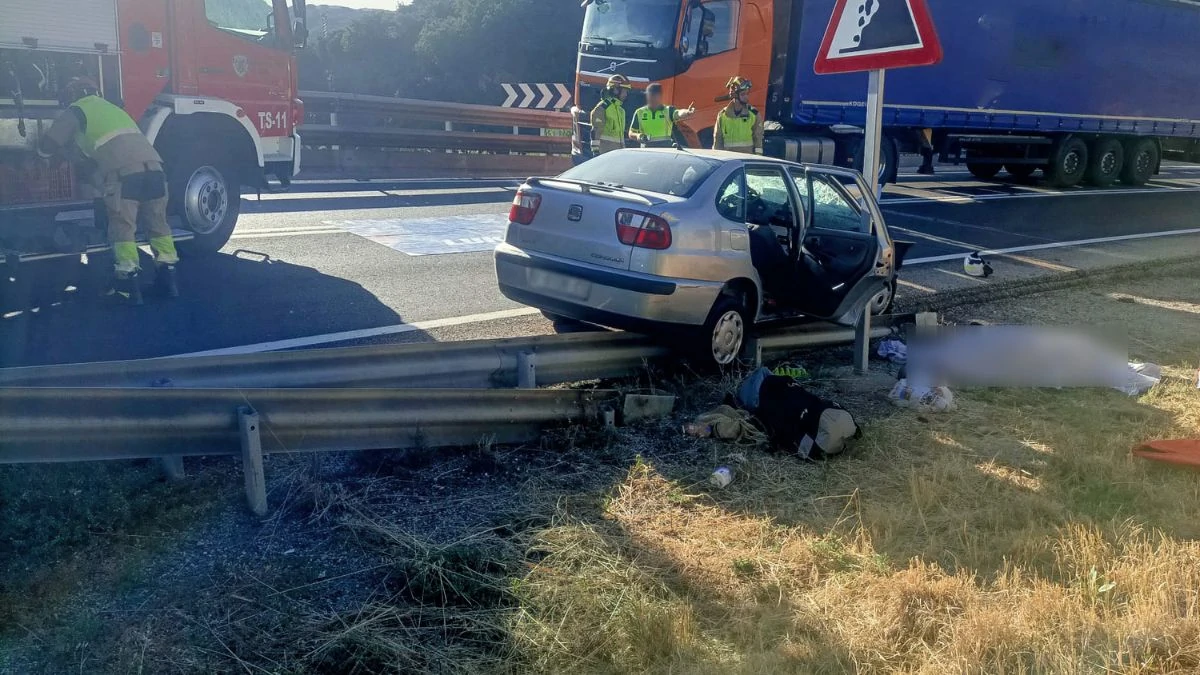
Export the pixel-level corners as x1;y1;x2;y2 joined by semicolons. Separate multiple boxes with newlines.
159;456;185;480
853;305;871;375
517;351;537;389
239;407;268;517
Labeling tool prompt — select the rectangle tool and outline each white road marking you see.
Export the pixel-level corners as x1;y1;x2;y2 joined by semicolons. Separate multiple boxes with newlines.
905;227;1200;265
243;187;511;202
881;184;1200;205
290;177;521;185
172;307;543;358
230;228;345;240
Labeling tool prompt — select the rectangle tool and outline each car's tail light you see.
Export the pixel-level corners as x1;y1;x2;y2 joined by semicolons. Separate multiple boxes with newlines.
616;209;672;250
509;189;542;225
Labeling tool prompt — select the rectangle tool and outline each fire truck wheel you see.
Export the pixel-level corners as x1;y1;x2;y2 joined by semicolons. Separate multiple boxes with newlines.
170;148;241;256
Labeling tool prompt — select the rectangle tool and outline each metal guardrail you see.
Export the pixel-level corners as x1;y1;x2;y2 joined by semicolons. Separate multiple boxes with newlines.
0;321;905;390
296;91;575;176
0;387;609;464
299;91;572;130
300;125;570;154
0;316;918;515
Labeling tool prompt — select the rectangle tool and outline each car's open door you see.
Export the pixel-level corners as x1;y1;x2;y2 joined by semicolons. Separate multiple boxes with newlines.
784;166;891;325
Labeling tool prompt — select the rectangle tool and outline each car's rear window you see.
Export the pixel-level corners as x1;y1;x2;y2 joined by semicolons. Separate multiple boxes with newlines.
558;150;721;198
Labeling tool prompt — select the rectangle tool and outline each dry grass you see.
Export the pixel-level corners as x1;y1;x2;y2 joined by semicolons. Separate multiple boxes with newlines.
507;267;1200;674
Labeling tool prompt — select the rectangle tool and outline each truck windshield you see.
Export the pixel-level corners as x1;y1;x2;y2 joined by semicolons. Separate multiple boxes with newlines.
582;0;681;50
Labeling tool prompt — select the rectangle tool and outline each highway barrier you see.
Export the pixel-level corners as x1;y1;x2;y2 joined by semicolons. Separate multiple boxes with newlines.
298;91;574;176
0;320;908;390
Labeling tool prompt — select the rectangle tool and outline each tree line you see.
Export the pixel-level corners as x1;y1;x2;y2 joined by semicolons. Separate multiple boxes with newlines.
296;0;585;105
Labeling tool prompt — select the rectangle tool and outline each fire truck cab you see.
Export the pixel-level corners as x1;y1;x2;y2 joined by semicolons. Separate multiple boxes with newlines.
0;0;307;263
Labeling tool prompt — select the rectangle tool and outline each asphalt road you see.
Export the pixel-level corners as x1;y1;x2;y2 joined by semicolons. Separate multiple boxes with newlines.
3;164;1200;368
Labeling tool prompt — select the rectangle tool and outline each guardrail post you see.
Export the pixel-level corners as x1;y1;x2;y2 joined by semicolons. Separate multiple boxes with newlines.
517;351;537;389
159;456;185;481
853;305;871;375
239;407;268;517
915;311;938;335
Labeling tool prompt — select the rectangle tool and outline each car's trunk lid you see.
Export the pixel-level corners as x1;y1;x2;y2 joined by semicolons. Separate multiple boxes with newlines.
507;178;668;271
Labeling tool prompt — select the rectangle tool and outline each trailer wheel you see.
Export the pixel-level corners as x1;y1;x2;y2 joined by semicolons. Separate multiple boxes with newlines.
966;162;1001;180
1005;164;1038;180
1046;136;1088;188
851;134;899;184
1120;138;1158;187
1085;138;1124;187
167;145;241;256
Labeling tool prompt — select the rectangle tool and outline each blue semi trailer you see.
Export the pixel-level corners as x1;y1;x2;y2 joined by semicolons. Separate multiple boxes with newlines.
573;0;1200;186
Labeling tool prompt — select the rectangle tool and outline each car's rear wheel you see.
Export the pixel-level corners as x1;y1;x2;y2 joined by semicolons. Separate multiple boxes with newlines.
699;295;749;369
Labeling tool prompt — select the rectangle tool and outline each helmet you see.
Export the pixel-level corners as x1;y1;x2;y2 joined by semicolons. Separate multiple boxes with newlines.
62;77;99;105
606;74;632;91
726;76;752;93
963;252;994;278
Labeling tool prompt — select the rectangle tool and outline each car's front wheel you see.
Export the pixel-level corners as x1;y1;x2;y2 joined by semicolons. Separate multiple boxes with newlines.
698;295;749;369
868;279;897;315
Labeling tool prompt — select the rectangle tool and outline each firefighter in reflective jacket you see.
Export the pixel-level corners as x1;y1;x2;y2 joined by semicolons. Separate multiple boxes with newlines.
589;74;632;155
38;77;178;304
628;83;695;147
713;76;763;155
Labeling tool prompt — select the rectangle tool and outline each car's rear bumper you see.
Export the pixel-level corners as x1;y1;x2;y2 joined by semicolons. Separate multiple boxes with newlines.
495;244;724;329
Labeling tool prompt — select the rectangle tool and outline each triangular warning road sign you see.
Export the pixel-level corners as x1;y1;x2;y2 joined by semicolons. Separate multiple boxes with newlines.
814;0;943;75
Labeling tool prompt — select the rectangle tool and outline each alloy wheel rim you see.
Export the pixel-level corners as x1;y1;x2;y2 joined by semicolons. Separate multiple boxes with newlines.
711;310;745;366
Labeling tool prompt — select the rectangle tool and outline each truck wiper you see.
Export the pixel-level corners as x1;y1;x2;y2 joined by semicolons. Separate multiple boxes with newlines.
582;35;612;47
612;38;655;47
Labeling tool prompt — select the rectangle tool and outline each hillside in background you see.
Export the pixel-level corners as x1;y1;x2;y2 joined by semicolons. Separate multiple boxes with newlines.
297;0;582;105
308;4;378;36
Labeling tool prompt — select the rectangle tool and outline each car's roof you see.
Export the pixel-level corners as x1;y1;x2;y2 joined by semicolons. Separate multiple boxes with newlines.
612;147;840;173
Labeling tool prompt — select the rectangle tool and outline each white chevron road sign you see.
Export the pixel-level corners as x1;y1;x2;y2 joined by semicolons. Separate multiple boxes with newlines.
500;83;572;109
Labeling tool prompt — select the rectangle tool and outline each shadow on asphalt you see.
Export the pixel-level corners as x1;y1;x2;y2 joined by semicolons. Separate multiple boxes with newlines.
0;249;408;368
239;189;513;215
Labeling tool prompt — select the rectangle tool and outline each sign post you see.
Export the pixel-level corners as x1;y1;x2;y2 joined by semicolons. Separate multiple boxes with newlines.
814;0;943;372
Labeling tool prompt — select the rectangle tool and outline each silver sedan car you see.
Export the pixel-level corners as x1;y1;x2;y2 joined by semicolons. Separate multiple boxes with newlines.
494;148;911;367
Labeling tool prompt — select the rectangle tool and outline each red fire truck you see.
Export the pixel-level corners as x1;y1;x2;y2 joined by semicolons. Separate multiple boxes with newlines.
0;0;307;304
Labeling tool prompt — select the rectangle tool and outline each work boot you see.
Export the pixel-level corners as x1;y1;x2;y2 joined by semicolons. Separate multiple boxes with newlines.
917;164;935;175
156;264;179;299
105;272;144;306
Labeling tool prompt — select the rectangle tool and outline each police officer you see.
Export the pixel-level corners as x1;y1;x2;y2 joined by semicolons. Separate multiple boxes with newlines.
38;77;178;304
589;74;633;156
713;76;763;155
628;83;695;148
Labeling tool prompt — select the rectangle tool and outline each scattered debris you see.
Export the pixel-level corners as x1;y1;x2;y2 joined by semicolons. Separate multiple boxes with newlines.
876;337;908;364
623;393;676;423
709;465;734;488
1133;439;1200;469
889;379;956;413
684;405;765;445
1116;363;1161;396
964;251;994;278
772;363;810;379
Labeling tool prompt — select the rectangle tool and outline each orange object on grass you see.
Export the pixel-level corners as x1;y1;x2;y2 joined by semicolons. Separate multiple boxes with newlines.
1132;440;1200;469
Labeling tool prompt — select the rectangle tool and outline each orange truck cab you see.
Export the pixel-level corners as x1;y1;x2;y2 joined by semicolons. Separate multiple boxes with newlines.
574;0;773;156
